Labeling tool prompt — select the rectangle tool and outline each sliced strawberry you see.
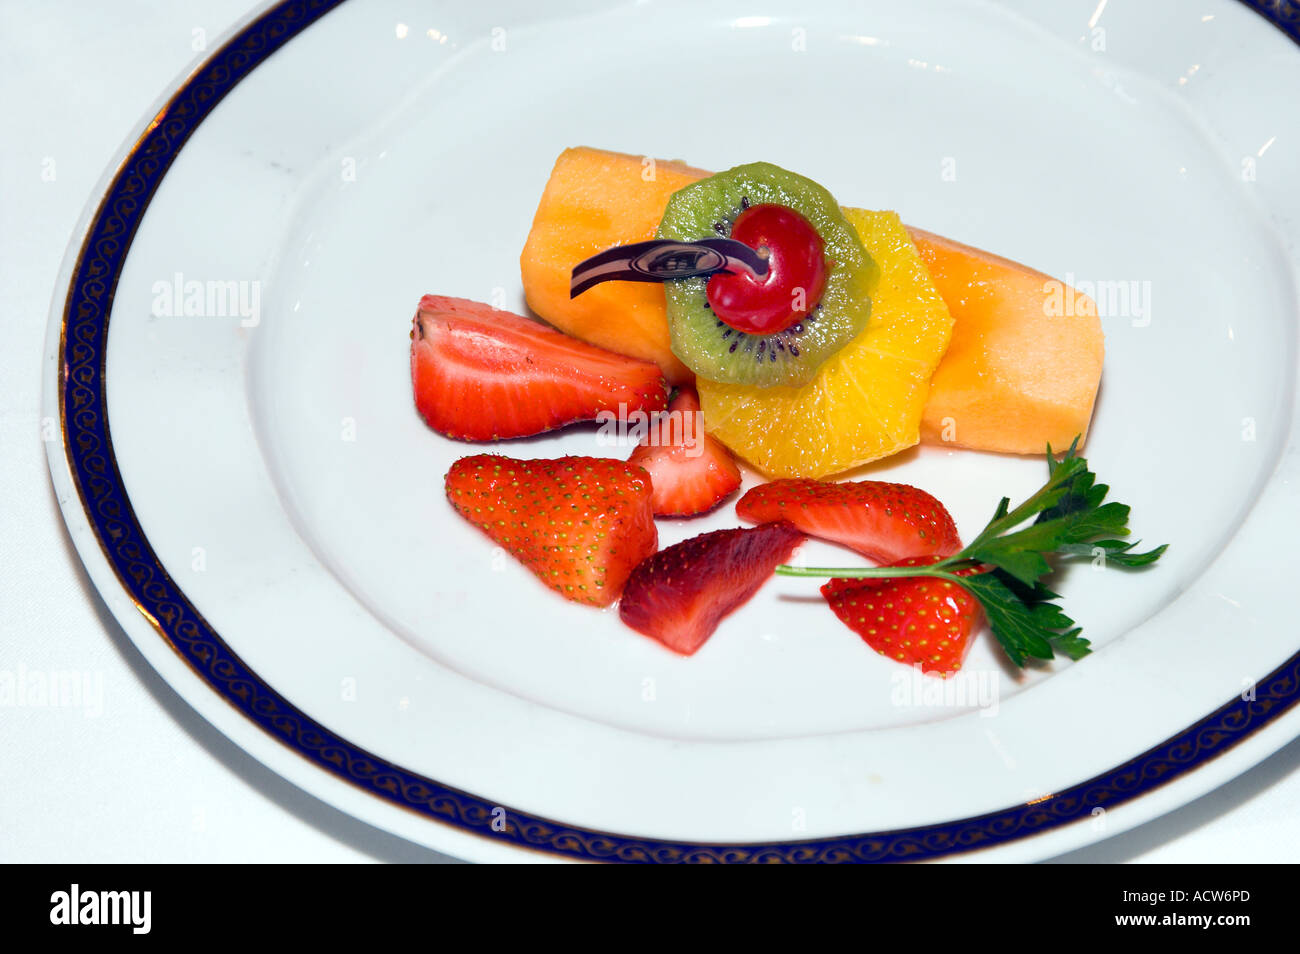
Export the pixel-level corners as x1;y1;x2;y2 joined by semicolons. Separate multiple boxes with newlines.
445;455;656;607
628;385;741;517
619;522;803;655
736;478;961;563
822;556;981;675
412;295;667;441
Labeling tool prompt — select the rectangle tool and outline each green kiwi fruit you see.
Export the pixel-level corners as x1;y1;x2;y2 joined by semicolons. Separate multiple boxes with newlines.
657;162;879;388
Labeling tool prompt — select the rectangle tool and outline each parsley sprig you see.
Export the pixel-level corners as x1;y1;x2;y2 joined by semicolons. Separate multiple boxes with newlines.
774;439;1167;667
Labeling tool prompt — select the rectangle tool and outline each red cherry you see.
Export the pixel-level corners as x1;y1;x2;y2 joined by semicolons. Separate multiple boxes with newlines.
706;204;827;336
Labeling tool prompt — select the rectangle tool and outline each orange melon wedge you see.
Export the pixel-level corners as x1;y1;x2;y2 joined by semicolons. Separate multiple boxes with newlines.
521;147;1104;454
912;229;1103;453
520;149;706;384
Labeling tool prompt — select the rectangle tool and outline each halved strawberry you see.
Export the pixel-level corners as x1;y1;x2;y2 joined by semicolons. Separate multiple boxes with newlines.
412;295;667;441
445;455;656;607
736;479;961;563
822;556;981;675
628;385;741;517
619;522;803;655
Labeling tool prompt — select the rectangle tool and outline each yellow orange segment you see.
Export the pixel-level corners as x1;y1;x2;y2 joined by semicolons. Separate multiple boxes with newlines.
696;211;953;478
910;229;1104;454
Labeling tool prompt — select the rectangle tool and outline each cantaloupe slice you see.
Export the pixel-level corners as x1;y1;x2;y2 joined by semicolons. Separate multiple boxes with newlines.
520;147;1104;454
911;229;1103;454
520;148;707;384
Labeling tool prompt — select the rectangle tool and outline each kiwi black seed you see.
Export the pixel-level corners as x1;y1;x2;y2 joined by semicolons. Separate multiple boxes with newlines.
657;162;879;388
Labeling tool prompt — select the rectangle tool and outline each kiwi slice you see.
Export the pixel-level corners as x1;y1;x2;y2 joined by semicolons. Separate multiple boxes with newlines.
658;162;879;388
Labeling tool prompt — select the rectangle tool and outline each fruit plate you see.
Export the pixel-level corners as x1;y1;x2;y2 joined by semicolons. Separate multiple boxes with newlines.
44;0;1300;862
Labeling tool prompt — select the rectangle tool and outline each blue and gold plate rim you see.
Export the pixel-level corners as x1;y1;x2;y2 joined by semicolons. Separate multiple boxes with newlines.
54;0;1300;862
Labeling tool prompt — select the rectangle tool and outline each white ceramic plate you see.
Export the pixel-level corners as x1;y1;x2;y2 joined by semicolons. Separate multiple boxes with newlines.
44;0;1300;862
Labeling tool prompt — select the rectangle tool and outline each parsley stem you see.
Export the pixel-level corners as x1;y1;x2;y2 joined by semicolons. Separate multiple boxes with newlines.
774;562;979;581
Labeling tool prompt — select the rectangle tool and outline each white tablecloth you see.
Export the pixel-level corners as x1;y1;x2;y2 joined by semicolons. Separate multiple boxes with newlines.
2;0;1297;863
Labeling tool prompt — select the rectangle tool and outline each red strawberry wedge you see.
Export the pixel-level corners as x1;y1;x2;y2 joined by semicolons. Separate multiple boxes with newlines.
822;556;981;675
412;295;667;441
619;523;803;655
628;385;742;517
445;455;657;607
736;479;961;564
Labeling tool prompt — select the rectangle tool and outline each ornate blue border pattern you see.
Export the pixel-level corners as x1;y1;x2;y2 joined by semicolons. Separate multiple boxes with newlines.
1241;0;1300;47
61;0;1300;863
